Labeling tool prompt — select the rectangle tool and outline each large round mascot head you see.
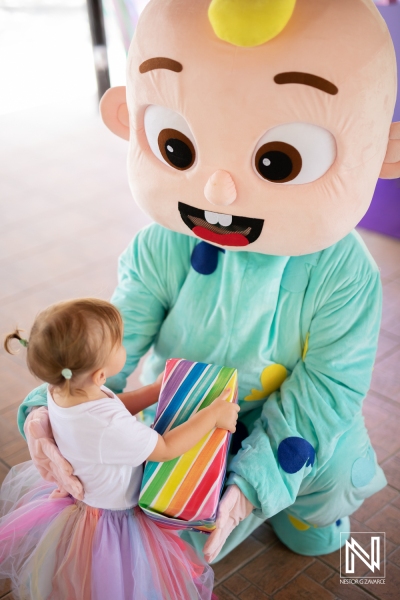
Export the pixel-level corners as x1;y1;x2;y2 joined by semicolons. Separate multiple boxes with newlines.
101;0;399;256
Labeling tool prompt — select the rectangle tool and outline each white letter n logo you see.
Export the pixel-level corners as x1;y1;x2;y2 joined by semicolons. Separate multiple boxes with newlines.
345;536;381;573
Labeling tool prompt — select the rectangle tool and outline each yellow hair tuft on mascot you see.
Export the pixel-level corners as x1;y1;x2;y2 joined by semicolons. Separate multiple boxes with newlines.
208;0;297;47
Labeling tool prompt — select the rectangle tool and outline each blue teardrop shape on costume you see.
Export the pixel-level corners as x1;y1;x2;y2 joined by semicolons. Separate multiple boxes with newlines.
351;447;376;488
336;519;342;527
277;437;316;474
191;241;225;275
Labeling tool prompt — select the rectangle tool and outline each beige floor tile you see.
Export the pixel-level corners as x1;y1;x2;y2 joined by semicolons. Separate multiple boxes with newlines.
0;436;27;465
358;228;400;280
213;585;239;600
0;578;12;599
239;585;272;599
352;485;399;524
374;444;394;465
368;413;400;455
324;573;376;599
223;573;251;596
304;559;334;584
366;504;400;546
362;393;393;431
239;542;313;596
370;348;400;404
375;331;400;363
4;447;31;468
213;536;266;585
358;561;400;600
274;574;335;600
380;281;400;338
381;453;400;491
0;462;10;486
364;391;400;416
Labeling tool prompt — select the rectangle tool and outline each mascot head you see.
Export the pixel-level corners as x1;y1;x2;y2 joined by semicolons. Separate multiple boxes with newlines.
101;0;399;256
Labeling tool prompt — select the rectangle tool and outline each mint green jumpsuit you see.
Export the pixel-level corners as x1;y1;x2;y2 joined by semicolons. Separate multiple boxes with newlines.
18;224;386;559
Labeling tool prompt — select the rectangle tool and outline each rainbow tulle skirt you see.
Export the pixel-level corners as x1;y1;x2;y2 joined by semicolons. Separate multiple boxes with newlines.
0;462;214;600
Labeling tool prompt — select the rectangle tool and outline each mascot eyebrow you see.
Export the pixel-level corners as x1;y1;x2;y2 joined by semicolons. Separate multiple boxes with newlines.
274;72;338;95
138;59;337;98
139;57;183;74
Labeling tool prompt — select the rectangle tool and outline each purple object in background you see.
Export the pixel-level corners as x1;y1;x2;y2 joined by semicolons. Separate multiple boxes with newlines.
359;3;400;239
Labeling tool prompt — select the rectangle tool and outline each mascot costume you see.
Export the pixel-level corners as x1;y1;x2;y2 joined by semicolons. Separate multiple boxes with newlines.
19;0;400;562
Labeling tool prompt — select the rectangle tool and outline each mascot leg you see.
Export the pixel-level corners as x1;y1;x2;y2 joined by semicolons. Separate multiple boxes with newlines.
268;511;351;556
270;419;387;556
183;418;386;560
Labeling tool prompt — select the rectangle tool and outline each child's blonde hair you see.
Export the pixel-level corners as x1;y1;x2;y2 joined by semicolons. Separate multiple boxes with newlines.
4;298;123;394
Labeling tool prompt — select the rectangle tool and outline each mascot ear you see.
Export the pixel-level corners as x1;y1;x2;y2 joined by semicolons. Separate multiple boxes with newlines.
380;122;400;179
100;86;130;141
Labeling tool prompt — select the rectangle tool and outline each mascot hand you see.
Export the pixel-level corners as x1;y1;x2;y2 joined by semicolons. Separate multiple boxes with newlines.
24;407;84;500
203;484;254;563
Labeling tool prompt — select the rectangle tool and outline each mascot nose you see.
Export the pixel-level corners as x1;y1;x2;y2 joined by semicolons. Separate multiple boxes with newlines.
204;170;237;205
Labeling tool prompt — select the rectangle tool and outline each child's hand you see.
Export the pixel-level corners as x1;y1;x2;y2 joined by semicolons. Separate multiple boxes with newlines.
150;389;240;462
211;389;240;433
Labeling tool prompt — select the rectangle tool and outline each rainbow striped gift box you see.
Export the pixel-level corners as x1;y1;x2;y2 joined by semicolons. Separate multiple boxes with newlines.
139;358;238;533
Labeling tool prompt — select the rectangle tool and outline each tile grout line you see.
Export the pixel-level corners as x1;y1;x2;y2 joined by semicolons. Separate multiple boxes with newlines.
374;344;400;365
376;445;400;470
0;457;10;471
353;580;390;600
246;563;331;599
214;545;270;587
367;389;400;413
364;508;400;548
378;328;400;343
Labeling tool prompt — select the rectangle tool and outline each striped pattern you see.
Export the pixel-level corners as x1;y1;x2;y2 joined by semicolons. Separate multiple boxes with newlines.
139;359;238;532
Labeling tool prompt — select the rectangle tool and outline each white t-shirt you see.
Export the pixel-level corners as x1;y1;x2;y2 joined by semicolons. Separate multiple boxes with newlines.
47;386;159;510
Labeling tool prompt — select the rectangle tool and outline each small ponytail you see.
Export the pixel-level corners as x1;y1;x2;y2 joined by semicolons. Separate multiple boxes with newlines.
4;298;123;393
4;329;29;354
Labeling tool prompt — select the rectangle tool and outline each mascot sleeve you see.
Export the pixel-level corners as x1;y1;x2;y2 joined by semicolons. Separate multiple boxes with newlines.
228;243;382;518
106;224;190;393
17;383;49;438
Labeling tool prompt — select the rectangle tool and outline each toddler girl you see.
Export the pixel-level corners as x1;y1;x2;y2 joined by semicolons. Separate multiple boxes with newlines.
0;298;239;600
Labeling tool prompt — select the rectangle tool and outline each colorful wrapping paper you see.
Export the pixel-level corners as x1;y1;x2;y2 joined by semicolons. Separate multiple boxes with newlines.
139;358;238;533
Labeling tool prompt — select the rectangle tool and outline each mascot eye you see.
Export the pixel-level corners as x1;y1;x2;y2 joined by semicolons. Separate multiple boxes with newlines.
255;141;302;183
158;129;195;170
253;123;336;185
144;105;197;171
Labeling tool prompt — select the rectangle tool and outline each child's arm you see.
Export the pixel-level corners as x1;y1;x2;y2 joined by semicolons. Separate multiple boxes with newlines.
147;390;240;463
117;378;162;415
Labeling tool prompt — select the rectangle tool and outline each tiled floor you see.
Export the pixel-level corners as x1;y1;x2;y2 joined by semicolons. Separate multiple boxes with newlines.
1;103;400;599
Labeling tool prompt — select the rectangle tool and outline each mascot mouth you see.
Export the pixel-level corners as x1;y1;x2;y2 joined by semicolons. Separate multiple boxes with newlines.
178;202;264;247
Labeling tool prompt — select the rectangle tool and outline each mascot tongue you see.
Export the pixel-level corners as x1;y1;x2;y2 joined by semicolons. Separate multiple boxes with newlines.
192;226;249;246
